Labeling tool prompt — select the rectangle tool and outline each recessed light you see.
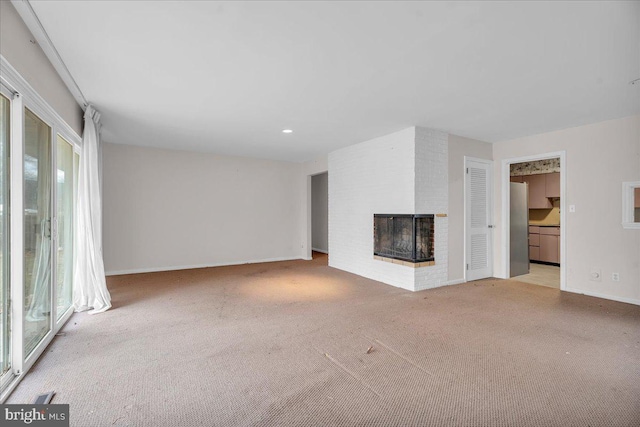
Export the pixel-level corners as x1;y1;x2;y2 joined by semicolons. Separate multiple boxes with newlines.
282;129;293;134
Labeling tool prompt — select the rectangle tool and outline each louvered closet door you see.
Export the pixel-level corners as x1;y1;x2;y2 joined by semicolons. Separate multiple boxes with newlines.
465;158;493;281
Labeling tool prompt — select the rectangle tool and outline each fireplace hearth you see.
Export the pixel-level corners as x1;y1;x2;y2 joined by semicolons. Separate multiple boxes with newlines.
373;214;434;263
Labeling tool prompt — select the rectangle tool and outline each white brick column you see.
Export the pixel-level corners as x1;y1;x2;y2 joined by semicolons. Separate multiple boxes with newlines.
414;127;448;290
328;126;450;292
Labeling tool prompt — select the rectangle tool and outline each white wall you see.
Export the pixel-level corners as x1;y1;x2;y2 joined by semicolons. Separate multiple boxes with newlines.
102;143;303;274
447;134;493;283
0;2;82;135
492;115;640;304
311;172;328;253
329;127;417;290
302;157;329;177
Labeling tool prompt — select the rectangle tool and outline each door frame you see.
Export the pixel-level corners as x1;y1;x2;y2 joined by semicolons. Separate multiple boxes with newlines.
501;151;566;290
303;168;328;261
464;156;494;282
310;172;329;255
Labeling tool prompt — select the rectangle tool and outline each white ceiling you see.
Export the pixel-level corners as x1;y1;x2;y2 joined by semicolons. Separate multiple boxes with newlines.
29;1;640;162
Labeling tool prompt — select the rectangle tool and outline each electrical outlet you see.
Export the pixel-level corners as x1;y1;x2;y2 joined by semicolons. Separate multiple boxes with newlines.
589;269;601;282
612;273;620;282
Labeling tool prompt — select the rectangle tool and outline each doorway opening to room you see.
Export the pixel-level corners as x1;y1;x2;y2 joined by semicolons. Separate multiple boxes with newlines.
311;172;328;261
503;152;566;290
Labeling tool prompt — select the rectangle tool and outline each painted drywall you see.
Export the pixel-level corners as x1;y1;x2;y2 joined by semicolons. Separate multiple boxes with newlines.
329;127;417;290
102;143;303;274
0;2;82;135
447;134;493;283
492;115;640;304
302;156;329;177
311;172;328;253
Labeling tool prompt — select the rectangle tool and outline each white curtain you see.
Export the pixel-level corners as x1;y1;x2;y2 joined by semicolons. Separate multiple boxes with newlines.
73;105;111;314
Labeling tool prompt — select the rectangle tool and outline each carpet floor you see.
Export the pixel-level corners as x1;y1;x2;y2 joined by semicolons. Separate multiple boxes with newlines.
6;253;640;426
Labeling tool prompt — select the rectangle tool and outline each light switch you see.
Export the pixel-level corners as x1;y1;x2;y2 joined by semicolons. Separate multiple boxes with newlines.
569;205;576;213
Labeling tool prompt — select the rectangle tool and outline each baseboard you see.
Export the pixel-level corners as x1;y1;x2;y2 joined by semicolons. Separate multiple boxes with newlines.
413;278;466;292
311;248;328;254
105;256;304;276
531;260;560;267
446;278;466;286
564;287;640;306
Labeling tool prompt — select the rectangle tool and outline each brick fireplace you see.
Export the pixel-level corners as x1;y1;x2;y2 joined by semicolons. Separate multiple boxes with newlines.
373;214;434;264
329;126;449;292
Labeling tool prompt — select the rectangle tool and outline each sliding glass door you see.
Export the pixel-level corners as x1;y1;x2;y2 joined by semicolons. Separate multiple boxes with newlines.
1;60;81;400
0;93;10;378
24;108;52;357
56;136;74;319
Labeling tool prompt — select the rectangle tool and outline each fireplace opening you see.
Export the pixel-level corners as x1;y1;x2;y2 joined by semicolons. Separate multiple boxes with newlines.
374;214;434;263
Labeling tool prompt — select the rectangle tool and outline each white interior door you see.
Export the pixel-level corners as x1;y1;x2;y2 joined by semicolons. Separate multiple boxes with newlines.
465;158;493;281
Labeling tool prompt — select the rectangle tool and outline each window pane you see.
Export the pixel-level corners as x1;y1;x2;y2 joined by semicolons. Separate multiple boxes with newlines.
56;135;73;319
0;94;10;375
24;108;51;356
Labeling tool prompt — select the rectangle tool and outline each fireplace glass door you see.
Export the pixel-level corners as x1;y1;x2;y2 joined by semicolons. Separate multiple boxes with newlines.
374;214;434;263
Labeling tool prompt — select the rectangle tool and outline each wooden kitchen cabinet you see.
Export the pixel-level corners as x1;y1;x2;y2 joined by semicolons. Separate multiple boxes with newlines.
522;174;552;209
529;246;540;261
539;226;560;236
539;227;560;264
529;226;560;264
545;172;560;198
635;188;640;208
529;226;540;261
510;176;523;183
539;234;559;264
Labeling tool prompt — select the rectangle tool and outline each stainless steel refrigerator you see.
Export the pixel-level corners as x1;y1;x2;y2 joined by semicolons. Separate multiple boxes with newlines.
510;182;529;277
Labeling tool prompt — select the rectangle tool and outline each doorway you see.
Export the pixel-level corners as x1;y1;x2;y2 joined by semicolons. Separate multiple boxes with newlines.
502;152;566;290
311;172;328;260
